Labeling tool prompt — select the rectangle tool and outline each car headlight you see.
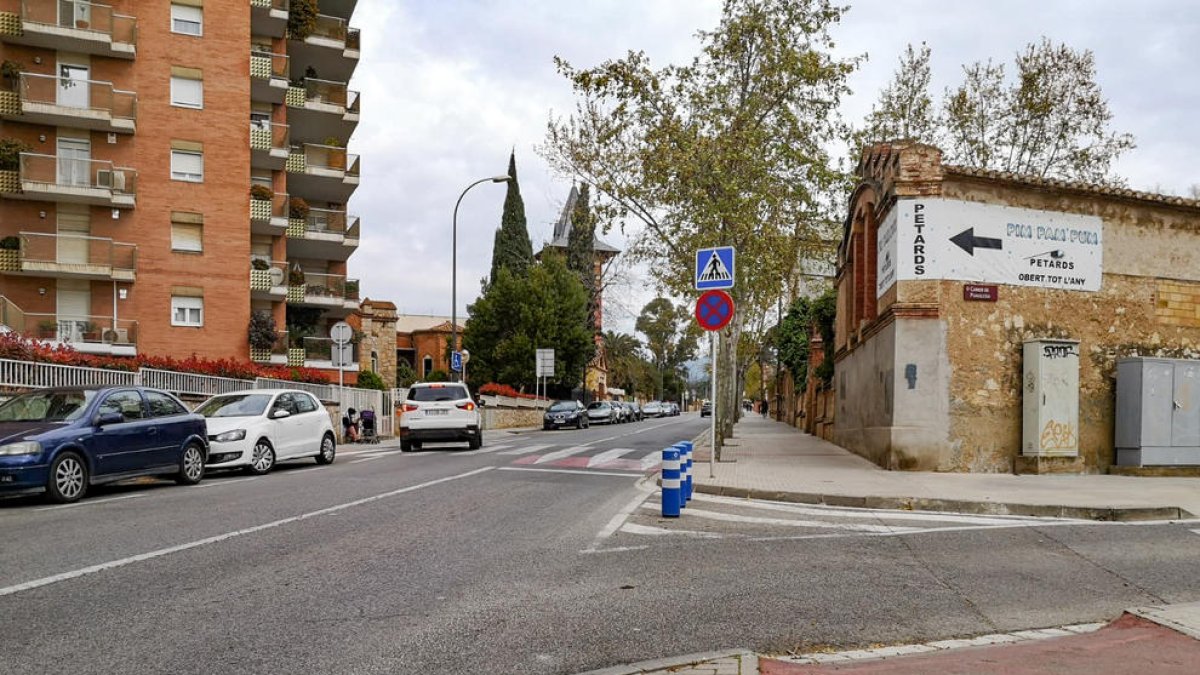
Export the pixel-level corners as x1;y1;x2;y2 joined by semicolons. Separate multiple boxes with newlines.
213;429;247;443
0;441;41;456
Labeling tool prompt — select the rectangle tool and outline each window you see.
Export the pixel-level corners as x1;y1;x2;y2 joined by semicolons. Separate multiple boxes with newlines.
422;355;433;376
171;296;203;327
370;350;379;373
295;394;319;414
171;4;202;36
145;391;188;418
171;217;203;253
271;393;297;416
171;149;203;182
99;390;144;422
170;75;203;109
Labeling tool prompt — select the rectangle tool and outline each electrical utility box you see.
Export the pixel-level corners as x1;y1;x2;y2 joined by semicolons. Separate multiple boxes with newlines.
1115;357;1200;466
1022;339;1080;457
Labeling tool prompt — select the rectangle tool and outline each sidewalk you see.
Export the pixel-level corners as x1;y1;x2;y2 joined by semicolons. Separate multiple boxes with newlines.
688;415;1200;521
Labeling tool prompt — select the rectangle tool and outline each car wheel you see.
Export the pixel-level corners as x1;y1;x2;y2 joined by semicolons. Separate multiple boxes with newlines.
46;451;88;504
175;442;206;485
247;439;275;476
468;435;481;450
400;439;412;452
316;433;336;465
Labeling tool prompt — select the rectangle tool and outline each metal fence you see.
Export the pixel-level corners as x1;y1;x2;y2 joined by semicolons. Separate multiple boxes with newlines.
0;358;136;389
253;377;333;401
140;369;254;397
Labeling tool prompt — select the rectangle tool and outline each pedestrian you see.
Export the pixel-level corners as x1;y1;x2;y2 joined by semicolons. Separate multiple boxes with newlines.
343;406;360;443
761;398;769;418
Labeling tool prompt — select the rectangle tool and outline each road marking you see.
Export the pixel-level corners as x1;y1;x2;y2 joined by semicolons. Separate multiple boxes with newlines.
581;545;650;555
620;522;725;538
535;446;591;464
0;467;494;598
498;444;553;456
582;418;696;447
1191;529;1200;537
349;455;389;464
499;466;644;478
639;450;663;470
339;446;401;457
191;477;262;490
34;493;146;511
469;444;512;455
689;493;1077;526
586;447;636;467
582;482;656;553
639;503;919;533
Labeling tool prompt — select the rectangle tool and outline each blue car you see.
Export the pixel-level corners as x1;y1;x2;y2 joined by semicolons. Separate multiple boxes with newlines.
0;386;209;503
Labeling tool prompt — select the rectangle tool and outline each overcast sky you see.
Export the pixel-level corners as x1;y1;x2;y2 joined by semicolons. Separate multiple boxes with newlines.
347;0;1199;334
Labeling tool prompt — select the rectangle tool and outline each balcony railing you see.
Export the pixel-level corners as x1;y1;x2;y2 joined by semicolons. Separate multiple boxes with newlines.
19;72;137;122
295;271;349;300
301;78;359;112
250;50;288;80
251;330;289;363
18;231;137;279
250;121;289;152
250;190;288;222
0;295;26;332
20;0;137;50
249;259;288;291
18;152;137;196
303;336;358;364
305;208;352;235
19;312;138;348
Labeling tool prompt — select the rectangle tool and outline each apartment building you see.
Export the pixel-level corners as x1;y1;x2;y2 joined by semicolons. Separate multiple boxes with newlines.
0;0;362;382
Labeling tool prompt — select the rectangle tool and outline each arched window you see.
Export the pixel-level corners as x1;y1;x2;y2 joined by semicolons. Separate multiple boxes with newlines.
370;350;379;373
422;355;433;376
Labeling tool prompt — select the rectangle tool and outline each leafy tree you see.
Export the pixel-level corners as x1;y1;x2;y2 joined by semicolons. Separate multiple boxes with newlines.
466;252;594;392
543;0;856;450
772;287;837;391
396;359;417;387
566;182;598;333
856;42;938;148
425;369;450;383
602;330;643;394
356;370;388;391
489;151;533;282
636;298;699;399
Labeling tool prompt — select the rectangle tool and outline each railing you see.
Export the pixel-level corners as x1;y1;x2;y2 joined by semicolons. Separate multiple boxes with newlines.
19;153;137;195
139;368;254;397
299;143;350;172
347;28;361;52
303;337;359;364
250;50;288;80
296;272;349;300
250;190;288;221
346;154;360;179
310;13;348;42
249;121;289;152
0;296;27;332
19;231;137;275
345;216;360;240
20;0;137;47
250;0;287;10
302;78;358;110
249;259;288;290
18;312;138;347
305;208;349;235
346;278;360;301
0;357;136;389
19;72;137;121
254;377;333;401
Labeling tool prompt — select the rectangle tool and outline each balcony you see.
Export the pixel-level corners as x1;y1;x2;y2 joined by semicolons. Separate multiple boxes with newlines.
250;121;289;169
285;209;359;261
285;78;359;144
302;336;358;371
250;0;288;38
3;153;136;208
1;231;137;281
249;258;287;300
288;14;359;82
250;190;289;234
1;72;137;133
286;143;358;203
287;272;359;312
17;312;138;356
4;1;137;59
251;329;290;365
250;50;289;103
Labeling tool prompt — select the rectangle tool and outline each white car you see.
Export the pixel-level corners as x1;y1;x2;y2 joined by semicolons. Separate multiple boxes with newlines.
198;389;337;475
399;382;481;451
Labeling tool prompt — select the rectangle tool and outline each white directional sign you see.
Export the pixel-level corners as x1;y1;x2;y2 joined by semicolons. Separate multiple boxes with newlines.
535;348;555;377
695;246;736;290
877;198;1103;297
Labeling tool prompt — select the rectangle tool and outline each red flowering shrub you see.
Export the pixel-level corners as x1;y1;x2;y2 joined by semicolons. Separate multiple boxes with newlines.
477;382;545;400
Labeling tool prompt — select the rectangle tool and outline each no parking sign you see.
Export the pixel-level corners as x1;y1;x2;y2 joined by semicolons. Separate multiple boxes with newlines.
695;290;735;331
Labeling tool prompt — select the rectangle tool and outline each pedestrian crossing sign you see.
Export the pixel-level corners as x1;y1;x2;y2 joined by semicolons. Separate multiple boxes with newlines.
695;246;736;290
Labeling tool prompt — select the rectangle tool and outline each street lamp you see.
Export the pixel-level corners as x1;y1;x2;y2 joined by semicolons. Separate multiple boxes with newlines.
452;175;511;382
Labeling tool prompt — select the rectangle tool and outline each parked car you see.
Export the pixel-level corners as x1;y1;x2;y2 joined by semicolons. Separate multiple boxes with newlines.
667;402;681;416
629;401;644;422
613;401;630;424
700;400;712;417
400;382;482;451
586;401;616;425
0;386;208;503
544;400;589;430
642;401;665;418
198;389;336;475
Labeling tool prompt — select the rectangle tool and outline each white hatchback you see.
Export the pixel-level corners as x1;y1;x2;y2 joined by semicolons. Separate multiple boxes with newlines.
198;389;337;475
399;382;481;451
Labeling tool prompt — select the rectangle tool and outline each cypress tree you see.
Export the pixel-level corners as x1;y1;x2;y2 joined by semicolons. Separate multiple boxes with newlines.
489;151;533;281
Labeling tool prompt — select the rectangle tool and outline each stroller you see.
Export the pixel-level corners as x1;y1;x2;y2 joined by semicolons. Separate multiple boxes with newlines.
358;409;380;444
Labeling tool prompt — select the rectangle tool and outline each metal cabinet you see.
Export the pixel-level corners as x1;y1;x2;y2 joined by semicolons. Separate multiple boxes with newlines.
1115;357;1200;466
1022;339;1080;457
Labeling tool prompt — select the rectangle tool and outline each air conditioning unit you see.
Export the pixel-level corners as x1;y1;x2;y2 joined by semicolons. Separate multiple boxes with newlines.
102;328;129;344
95;170;126;191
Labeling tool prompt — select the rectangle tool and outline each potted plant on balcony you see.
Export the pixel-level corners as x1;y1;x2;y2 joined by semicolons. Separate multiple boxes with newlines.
250;184;273;201
0;139;29;191
287;264;306;302
250;257;272;291
0;235;19;271
324;136;346;170
37;319;56;339
79;321;100;342
345;279;359;301
1;60;22;93
248;311;277;362
288;0;319;40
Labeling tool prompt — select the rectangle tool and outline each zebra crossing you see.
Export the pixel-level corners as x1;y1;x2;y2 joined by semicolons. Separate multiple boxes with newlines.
343;440;665;474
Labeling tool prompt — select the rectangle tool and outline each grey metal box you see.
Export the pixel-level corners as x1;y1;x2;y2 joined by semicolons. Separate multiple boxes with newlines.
1115;357;1200;466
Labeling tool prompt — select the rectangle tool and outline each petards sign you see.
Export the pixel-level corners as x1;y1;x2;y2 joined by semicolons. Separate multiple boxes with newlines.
876;198;1103;298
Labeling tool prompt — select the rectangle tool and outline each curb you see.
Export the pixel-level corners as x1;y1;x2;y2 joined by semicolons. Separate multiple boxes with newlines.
688;484;1194;522
574;648;755;675
1127;602;1200;640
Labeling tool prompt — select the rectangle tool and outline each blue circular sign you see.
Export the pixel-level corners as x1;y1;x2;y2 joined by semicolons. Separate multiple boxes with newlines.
695;290;734;331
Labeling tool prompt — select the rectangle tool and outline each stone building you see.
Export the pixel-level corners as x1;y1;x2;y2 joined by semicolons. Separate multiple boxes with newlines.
351;299;398;385
834;142;1200;474
395;314;463;379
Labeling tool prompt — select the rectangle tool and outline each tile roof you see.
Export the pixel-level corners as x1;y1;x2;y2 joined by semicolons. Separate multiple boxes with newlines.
943;165;1200;211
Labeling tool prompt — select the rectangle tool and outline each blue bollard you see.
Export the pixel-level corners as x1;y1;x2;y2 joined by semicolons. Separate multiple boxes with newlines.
673;442;690;506
661;447;681;518
681;440;694;502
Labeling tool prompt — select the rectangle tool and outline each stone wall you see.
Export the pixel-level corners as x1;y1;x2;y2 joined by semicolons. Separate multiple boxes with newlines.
483;406;542;430
357;301;398;385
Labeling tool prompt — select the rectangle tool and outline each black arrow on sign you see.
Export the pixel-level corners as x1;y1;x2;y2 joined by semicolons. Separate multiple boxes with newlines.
949;227;1003;256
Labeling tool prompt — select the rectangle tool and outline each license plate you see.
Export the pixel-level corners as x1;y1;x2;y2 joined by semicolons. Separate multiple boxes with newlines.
427;409;447;415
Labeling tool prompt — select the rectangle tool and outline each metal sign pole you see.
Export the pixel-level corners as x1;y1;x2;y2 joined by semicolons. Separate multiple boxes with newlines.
710;330;717;478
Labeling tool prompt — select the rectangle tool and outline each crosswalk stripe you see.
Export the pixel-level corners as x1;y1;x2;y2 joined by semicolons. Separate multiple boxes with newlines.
498;444;553;456
456;444;512;456
639;450;663;470
586;447;637;467
639;503;919;533
535;446;591;464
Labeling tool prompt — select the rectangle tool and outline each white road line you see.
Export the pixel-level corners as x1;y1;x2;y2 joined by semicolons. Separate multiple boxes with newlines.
192;477;262;490
471;444;512;455
582;484;656;553
748;519;1104;543
535;446;591;464
498;444;554;456
639;503;920;533
339;446;401;457
34;493;146;511
349;455;388;464
1190;529;1200;537
0;467;494;598
689;493;1076;526
498;467;644;478
586;447;636;467
582;418;695;447
639;450;663;470
620;522;725;538
581;545;650;555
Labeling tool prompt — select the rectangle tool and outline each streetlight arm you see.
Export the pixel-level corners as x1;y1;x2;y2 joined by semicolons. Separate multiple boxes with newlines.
450;174;512;383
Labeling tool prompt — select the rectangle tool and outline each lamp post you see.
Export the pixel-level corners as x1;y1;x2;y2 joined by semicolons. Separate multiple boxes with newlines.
452;175;511;382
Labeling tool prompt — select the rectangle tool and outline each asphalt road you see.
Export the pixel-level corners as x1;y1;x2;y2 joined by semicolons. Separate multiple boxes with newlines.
2;413;1199;674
